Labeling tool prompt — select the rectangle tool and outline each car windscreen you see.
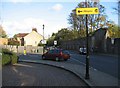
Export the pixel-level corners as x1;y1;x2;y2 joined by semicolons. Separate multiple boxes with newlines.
48;49;61;54
48;50;54;54
62;50;69;54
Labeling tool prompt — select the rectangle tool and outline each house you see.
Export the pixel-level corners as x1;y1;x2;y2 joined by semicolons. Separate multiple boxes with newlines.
0;38;8;45
90;28;108;52
16;28;43;46
16;33;29;46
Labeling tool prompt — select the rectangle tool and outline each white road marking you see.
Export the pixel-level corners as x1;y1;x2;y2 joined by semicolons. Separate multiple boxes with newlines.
13;63;33;68
71;57;98;71
12;67;18;73
21;83;25;86
71;57;86;66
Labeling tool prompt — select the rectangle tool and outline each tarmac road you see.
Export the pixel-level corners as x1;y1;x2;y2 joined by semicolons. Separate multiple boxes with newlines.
19;52;118;79
68;51;118;78
2;62;88;87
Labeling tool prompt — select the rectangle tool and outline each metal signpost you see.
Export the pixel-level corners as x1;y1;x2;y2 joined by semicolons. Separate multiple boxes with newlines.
76;1;99;79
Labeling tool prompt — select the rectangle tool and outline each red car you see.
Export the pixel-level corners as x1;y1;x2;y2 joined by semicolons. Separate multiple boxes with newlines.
42;49;70;61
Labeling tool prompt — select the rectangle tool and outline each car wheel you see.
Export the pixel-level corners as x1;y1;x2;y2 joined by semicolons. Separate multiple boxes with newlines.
55;57;59;61
64;59;68;61
61;57;64;61
42;56;45;60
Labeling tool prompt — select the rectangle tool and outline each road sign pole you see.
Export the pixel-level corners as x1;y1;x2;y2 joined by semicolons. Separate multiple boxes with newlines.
76;0;99;80
85;0;90;79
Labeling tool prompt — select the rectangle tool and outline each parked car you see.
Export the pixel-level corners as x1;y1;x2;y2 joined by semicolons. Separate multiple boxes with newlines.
45;46;56;51
79;47;86;55
42;49;70;61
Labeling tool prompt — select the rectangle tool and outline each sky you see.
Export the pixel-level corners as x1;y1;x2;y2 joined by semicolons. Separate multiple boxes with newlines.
0;0;118;38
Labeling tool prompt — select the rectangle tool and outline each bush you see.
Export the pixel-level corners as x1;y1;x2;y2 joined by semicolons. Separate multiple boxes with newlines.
2;54;11;65
2;49;18;66
11;53;18;64
8;39;20;46
38;42;44;46
2;49;13;55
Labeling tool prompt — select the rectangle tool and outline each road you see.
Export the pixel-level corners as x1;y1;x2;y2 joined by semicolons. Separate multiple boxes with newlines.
68;51;118;78
2;62;88;86
18;50;118;79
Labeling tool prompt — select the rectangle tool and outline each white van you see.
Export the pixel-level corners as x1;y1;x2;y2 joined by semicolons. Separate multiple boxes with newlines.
79;47;86;55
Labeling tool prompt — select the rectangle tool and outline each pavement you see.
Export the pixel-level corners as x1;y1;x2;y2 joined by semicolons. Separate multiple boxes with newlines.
18;58;119;87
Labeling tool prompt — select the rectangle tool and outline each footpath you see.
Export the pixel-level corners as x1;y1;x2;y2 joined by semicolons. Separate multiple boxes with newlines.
19;59;119;87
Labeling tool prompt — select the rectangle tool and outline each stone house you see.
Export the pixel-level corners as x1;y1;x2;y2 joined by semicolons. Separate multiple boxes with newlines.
90;28;108;52
16;28;43;46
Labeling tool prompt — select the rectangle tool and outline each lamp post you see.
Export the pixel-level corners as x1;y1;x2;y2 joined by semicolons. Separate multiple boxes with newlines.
43;24;45;53
85;0;90;79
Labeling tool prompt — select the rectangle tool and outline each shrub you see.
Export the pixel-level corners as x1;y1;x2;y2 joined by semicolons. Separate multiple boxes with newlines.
2;53;11;65
2;49;13;55
38;42;44;46
11;53;18;64
8;39;20;46
2;49;18;66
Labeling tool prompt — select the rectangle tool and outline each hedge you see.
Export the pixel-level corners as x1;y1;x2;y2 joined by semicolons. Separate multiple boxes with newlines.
2;49;18;66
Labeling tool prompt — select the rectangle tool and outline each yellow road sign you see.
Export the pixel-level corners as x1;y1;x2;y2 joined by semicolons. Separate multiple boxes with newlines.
76;8;99;15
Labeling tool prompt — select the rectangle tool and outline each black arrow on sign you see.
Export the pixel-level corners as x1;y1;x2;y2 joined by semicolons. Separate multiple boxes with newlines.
78;10;82;13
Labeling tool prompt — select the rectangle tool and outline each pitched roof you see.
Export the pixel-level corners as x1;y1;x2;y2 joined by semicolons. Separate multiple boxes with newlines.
89;28;108;37
16;33;29;37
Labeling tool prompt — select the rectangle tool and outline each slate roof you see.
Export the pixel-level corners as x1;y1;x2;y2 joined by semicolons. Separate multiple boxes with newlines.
16;33;29;37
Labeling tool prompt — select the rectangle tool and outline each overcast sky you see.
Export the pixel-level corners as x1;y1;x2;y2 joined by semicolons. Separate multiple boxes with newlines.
0;0;118;38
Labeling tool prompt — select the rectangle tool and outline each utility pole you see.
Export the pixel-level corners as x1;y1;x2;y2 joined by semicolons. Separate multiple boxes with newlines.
85;0;90;79
43;24;45;53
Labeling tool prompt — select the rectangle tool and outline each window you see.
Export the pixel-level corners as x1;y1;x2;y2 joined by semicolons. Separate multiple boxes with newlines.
48;50;54;54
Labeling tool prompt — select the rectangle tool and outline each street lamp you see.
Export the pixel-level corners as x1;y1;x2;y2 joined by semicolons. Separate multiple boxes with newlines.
43;24;44;40
43;24;45;53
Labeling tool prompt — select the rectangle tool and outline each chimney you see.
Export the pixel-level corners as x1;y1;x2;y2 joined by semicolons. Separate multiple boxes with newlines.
32;28;37;32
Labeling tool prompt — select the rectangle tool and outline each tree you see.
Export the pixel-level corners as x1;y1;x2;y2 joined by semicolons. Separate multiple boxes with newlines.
54;28;72;45
47;28;78;46
38;42;44;46
47;35;55;46
8;38;20;46
0;25;7;38
68;1;107;37
13;34;18;40
106;21;120;38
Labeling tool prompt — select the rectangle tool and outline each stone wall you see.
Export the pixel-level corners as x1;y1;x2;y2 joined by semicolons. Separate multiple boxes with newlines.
61;37;91;52
0;45;43;54
60;28;119;54
60;38;119;55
